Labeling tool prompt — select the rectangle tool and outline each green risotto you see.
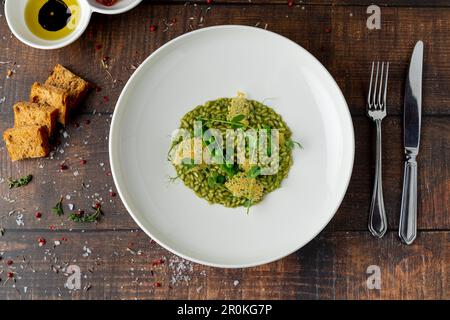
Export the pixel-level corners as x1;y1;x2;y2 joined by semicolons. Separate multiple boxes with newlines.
168;93;298;211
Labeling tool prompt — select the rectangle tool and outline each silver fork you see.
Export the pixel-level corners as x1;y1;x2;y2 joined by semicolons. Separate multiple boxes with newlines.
367;61;389;238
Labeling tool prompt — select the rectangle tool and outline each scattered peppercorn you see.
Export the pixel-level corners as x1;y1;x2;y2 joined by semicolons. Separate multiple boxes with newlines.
96;0;117;6
324;27;332;33
38;237;46;247
152;258;164;267
6;259;13;266
35;212;42;219
7;272;14;279
95;44;102;51
103;96;109;102
154;282;162;288
149;25;157;32
80;159;87;165
60;164;68;171
109;191;116;197
288;0;294;7
85;119;91;125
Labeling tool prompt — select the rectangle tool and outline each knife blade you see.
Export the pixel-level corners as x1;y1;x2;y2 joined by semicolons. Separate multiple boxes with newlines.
399;41;423;245
404;41;423;151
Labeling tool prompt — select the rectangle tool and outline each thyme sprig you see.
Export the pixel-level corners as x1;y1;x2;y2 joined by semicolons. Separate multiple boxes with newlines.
52;197;64;216
69;205;102;223
7;174;32;189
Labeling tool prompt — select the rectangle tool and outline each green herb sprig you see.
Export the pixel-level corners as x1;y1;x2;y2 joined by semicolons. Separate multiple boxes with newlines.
207;173;226;187
247;165;261;179
197;114;254;130
7;174;32;189
52;197;64;216
244;199;253;215
285;139;303;150
220;163;239;177
69;205;102;223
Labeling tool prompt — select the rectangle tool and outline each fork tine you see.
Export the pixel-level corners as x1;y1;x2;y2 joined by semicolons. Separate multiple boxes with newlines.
383;62;389;109
378;62;385;110
373;62;380;109
367;61;375;108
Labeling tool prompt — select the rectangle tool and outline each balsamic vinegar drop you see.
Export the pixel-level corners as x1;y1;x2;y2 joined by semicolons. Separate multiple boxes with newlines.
25;0;81;41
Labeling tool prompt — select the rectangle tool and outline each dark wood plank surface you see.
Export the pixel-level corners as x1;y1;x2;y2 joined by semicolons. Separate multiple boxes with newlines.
0;230;447;299
0;1;448;299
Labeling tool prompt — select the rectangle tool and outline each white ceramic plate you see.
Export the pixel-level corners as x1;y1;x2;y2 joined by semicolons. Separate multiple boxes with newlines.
109;25;354;268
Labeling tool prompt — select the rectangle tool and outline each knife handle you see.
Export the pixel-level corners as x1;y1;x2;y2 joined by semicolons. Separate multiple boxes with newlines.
399;154;418;245
368;120;387;238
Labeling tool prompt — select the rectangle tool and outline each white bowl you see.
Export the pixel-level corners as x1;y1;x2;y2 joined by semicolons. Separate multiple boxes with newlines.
86;0;142;15
5;0;142;50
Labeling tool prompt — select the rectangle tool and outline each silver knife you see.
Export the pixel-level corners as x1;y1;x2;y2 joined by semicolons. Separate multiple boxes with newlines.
399;41;423;245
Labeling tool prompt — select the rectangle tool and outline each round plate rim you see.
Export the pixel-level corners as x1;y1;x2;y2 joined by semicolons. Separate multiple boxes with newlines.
109;25;355;268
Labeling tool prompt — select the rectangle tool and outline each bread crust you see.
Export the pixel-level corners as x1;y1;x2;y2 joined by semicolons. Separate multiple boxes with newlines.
13;101;58;136
3;125;50;161
45;64;90;108
30;82;69;126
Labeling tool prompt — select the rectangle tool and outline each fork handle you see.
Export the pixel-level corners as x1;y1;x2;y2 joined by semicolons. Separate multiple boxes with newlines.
368;120;387;238
399;154;418;245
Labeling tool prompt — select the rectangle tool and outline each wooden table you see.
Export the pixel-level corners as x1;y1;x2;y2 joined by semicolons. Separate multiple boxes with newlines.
0;0;448;300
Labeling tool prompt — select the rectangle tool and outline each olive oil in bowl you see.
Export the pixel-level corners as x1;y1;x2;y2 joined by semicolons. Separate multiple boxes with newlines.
25;0;81;41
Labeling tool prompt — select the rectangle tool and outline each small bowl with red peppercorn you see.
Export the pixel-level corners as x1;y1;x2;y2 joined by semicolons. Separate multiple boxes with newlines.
87;0;142;15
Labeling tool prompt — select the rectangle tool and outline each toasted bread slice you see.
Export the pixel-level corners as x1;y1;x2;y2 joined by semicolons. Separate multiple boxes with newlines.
13;101;58;136
3;125;50;161
45;64;89;108
30;82;69;126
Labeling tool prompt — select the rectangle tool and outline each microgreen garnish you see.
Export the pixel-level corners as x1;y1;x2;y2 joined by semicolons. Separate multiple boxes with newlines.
168;175;180;183
244;199;253;214
181;158;197;169
230;114;246;129
285;139;303;150
52;197;64;216
69;205;102;223
167;136;183;161
207;173;226;187
262;125;273;156
7;174;32;189
220;163;239;177
197;114;254;130
247;166;261;179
